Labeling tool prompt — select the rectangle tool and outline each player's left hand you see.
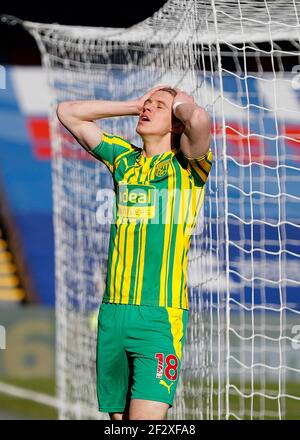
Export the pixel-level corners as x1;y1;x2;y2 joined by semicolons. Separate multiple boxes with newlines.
173;89;196;107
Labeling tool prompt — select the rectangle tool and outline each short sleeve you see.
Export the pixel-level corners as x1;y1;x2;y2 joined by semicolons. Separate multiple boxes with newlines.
91;131;134;174
186;149;213;187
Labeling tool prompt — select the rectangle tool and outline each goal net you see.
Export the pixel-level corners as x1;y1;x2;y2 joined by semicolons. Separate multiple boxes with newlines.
13;0;300;419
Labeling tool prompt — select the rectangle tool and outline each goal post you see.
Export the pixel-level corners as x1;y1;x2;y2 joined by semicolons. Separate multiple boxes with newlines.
4;0;300;419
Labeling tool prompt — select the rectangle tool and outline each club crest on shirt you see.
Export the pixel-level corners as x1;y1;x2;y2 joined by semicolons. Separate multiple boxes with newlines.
155;159;170;177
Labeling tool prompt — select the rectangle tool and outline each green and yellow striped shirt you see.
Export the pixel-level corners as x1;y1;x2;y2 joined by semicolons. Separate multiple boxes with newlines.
92;131;212;310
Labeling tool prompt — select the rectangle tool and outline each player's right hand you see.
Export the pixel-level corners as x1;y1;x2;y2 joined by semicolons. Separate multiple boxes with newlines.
135;85;169;114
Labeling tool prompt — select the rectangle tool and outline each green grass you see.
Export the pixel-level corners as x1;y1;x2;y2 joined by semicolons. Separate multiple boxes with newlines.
226;381;300;420
0;377;299;420
180;379;300;420
0;377;57;420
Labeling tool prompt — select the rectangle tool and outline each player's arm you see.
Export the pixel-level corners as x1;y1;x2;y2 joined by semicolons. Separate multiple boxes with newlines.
56;86;165;154
56;100;139;154
172;90;211;160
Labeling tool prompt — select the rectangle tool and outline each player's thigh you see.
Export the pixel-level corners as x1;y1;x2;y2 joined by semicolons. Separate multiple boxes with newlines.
96;303;130;413
129;399;169;420
127;305;189;410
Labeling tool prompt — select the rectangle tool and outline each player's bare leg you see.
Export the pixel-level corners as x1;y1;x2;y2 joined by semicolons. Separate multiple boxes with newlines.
109;411;129;420
129;399;169;420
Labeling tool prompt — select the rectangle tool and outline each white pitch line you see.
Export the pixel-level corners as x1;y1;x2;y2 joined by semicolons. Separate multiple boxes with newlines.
0;381;59;409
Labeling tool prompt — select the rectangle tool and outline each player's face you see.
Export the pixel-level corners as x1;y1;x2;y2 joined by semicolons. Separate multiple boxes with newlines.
136;90;174;138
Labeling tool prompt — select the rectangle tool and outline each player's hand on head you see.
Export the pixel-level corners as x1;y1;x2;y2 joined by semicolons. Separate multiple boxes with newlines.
173;90;195;107
135;85;170;113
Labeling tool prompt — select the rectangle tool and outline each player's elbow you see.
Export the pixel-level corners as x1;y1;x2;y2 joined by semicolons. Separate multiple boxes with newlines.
56;101;81;125
56;101;84;125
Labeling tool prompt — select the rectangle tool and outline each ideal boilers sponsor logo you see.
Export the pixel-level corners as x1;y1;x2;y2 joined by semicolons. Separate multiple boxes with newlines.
118;182;156;220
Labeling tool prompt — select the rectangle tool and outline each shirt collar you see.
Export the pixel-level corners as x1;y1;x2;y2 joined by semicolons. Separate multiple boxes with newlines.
136;148;177;165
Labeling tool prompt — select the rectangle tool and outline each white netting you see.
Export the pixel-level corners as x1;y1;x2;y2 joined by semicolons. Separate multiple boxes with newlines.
10;0;300;419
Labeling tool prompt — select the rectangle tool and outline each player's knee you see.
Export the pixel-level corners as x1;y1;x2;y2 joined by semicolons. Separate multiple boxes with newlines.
109;412;122;420
109;411;129;420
